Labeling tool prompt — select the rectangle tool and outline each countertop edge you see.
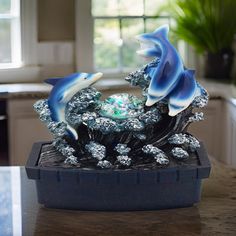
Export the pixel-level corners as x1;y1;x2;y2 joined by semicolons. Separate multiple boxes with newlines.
0;79;236;106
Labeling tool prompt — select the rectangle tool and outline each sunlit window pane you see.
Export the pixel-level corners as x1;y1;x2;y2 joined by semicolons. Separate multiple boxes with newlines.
145;0;166;16
92;0;118;16
119;0;143;16
92;0;171;72
0;0;11;14
94;19;120;69
146;18;169;32
121;19;144;68
0;19;11;63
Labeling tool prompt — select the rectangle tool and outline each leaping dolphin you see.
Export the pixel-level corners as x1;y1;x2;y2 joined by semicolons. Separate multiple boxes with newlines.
136;24;204;116
45;72;103;140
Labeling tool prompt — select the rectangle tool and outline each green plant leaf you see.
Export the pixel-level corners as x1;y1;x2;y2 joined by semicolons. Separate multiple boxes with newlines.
158;0;236;54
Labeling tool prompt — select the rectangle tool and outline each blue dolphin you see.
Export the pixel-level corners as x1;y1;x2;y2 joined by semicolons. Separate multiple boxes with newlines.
136;25;204;116
136;24;184;107
45;72;103;139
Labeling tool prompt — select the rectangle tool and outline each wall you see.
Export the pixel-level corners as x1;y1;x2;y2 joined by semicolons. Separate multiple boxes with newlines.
36;0;236;82
38;0;75;41
37;0;76;79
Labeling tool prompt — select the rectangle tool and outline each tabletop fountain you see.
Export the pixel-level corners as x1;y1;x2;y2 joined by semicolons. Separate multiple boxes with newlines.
26;25;211;210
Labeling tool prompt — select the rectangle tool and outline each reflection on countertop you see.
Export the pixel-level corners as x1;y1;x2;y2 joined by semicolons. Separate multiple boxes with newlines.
0;167;22;236
0;168;13;236
0;157;236;235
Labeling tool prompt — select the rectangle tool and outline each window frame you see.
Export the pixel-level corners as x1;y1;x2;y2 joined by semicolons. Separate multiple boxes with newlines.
75;0;143;78
0;0;21;68
93;15;171;73
0;0;39;83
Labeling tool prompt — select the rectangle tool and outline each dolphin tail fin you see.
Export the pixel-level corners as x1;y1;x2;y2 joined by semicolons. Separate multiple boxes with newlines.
44;77;62;86
168;70;197;116
153;24;169;39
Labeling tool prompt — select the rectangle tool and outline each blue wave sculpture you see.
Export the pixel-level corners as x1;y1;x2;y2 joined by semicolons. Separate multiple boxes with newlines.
46;72;103;139
136;24;204;116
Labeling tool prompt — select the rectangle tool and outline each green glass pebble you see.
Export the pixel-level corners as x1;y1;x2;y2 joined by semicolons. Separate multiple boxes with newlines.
99;93;144;120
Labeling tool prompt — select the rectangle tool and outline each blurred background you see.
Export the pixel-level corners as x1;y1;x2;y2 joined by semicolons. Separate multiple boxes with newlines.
0;0;236;167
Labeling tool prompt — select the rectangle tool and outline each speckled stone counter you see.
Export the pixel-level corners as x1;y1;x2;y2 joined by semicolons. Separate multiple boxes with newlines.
0;79;236;102
0;80;133;100
0;156;236;235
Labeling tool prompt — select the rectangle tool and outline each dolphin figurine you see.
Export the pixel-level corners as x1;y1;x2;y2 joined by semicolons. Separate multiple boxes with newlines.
136;24;204;116
45;72;103;140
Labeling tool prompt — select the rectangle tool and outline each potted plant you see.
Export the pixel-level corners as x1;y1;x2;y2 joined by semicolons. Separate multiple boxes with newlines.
162;0;236;81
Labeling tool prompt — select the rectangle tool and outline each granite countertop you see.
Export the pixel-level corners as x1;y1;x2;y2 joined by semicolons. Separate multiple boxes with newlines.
1;156;236;235
0;79;132;99
199;80;236;105
0;79;236;103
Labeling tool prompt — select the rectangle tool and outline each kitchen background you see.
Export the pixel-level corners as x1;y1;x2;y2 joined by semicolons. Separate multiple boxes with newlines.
0;0;236;167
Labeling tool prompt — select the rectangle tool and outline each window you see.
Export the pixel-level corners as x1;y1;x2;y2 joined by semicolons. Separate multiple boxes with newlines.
76;1;191;77
0;0;21;68
92;0;170;73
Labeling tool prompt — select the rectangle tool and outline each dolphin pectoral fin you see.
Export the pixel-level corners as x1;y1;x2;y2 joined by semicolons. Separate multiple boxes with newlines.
168;104;185;116
145;95;162;106
44;77;62;86
145;98;155;106
168;70;197;115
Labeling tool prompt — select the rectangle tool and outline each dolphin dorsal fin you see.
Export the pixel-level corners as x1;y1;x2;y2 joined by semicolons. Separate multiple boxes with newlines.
44;77;62;86
184;69;195;78
153;24;169;39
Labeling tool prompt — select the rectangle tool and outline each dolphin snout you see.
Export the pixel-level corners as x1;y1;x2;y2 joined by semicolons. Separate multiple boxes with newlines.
86;72;103;81
93;72;103;80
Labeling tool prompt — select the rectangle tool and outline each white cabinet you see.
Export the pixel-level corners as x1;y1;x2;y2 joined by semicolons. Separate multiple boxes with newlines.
8;99;52;165
228;115;236;166
189;99;223;161
223;101;236;166
189;98;236;166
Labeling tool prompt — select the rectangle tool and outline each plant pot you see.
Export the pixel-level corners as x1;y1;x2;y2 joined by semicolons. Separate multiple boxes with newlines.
204;49;234;81
25;142;211;211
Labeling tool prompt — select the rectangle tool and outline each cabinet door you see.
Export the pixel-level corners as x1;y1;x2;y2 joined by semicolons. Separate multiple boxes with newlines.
226;103;236;166
188;99;222;160
8;99;52;165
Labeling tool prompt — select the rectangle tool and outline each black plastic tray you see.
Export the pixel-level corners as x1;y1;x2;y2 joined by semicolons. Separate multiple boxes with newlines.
25;142;211;211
